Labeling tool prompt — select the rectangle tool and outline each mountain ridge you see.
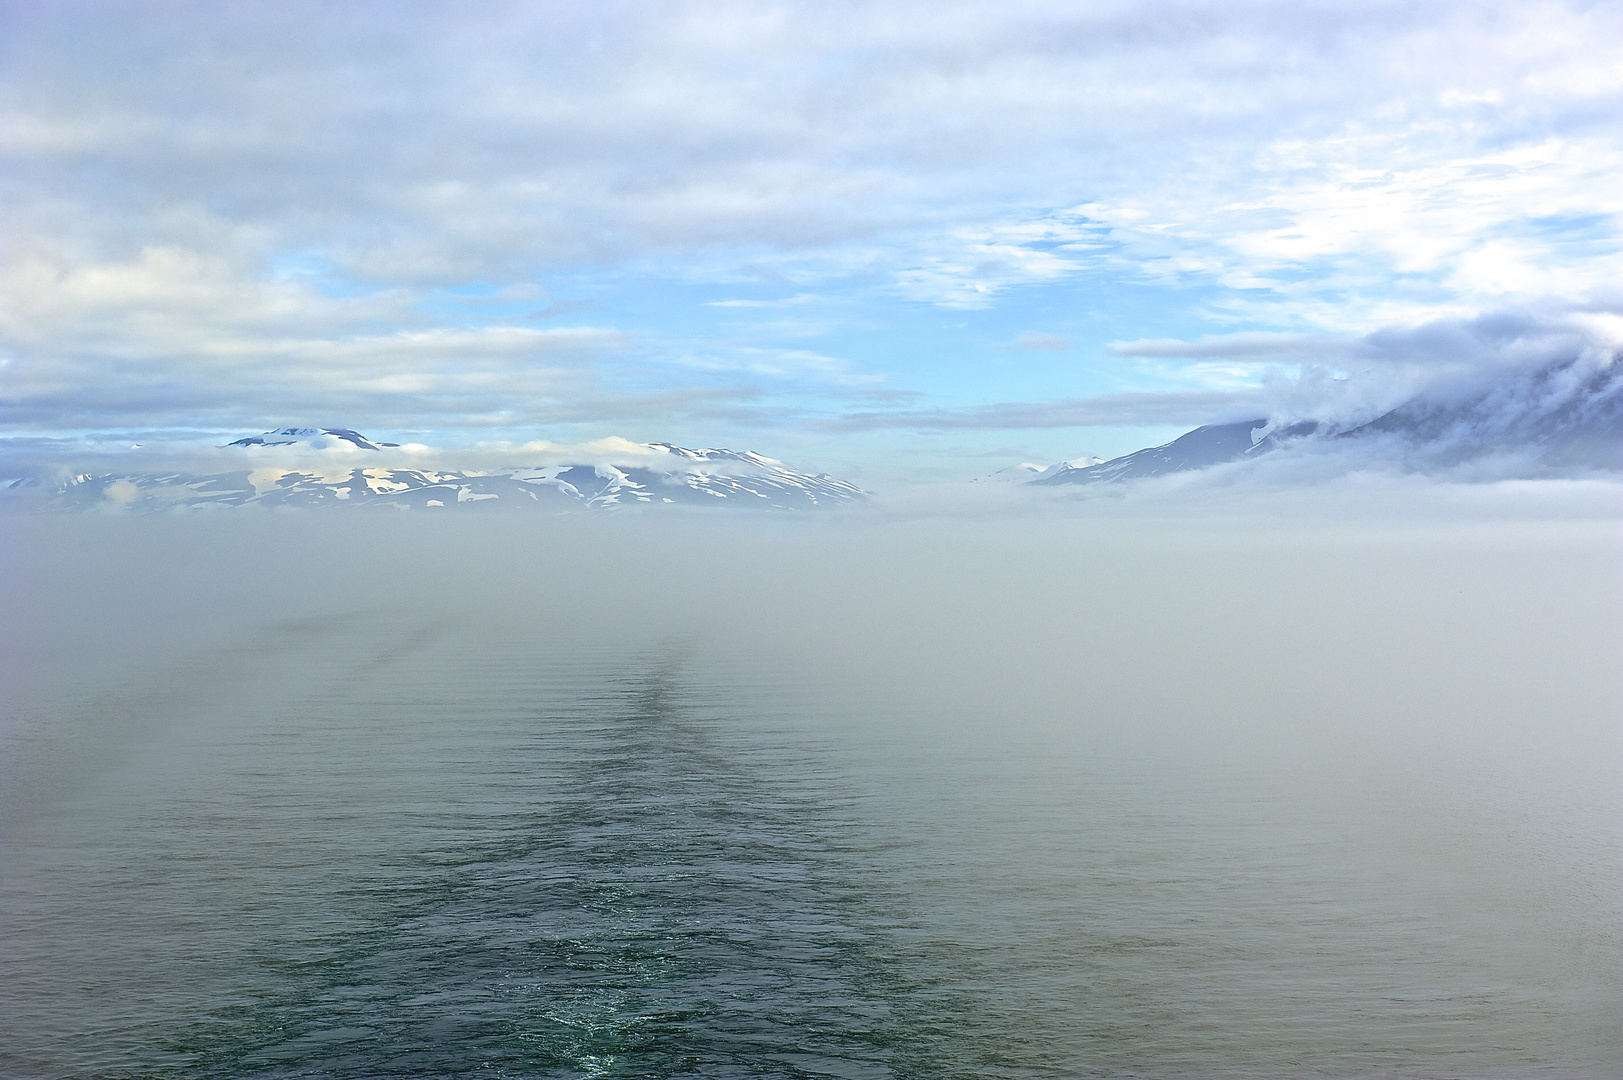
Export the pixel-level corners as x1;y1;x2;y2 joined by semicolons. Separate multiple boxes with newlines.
1032;360;1622;486
19;432;869;512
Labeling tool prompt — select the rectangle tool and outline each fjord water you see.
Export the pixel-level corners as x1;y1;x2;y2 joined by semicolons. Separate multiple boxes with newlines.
2;497;1620;1078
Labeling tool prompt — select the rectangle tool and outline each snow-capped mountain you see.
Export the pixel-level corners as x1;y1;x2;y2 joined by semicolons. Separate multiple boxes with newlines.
226;427;401;450
1034;355;1623;486
970;458;1107;483
972;463;1045;482
36;433;868;512
1031;421;1272;485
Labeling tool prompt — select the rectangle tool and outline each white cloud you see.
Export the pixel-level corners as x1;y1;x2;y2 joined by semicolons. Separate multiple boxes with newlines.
705;294;821;308
1109;333;1347;360
940;130;1623;329
1010;332;1072;352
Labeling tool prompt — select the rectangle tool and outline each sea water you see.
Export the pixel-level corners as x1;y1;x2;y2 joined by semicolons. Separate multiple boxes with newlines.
1;505;1619;1078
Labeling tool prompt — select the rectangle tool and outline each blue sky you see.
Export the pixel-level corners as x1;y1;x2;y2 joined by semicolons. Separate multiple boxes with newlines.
2;0;1621;481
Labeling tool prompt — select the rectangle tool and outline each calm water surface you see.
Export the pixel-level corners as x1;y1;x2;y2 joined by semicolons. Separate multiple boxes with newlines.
1;613;1618;1078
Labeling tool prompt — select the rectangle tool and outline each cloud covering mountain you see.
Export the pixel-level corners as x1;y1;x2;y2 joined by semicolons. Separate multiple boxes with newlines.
1047;310;1621;482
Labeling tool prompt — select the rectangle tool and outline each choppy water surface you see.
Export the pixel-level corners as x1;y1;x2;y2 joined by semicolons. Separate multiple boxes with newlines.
2;515;1620;1079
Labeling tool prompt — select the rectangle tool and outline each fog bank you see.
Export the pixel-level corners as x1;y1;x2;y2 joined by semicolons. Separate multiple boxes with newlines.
6;482;1619;774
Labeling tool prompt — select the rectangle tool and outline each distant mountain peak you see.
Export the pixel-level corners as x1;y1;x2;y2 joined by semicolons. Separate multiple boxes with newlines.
1032;421;1269;485
226;428;401;450
1031;358;1622;487
973;463;1046;483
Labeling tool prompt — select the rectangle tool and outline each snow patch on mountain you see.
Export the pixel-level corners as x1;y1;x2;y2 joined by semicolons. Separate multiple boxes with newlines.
30;431;869;513
227;428;402;451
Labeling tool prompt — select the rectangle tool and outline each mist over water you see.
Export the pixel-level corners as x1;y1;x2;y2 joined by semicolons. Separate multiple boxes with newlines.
2;487;1620;1078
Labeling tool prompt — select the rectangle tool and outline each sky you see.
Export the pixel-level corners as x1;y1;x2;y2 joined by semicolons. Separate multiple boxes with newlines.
2;0;1621;482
